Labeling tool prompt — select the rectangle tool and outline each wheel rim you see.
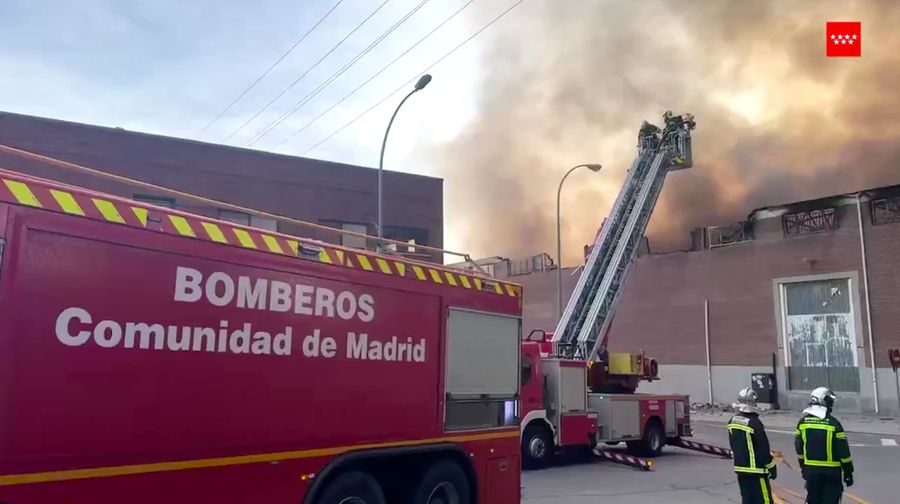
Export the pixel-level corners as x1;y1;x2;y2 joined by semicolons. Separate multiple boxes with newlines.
529;435;547;459
426;481;460;504
338;498;367;504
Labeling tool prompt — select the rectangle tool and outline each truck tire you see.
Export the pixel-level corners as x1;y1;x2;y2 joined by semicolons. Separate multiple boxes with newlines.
521;424;552;469
409;459;470;504
315;470;386;504
629;419;665;457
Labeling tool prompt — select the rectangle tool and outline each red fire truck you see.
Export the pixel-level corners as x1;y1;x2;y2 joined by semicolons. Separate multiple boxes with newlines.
519;113;696;467
0;168;523;504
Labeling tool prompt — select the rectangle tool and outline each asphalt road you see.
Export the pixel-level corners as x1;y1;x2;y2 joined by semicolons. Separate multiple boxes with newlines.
521;422;897;503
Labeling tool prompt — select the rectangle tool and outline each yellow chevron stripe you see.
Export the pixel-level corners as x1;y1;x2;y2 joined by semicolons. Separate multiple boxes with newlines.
286;240;299;256
132;207;149;227
261;235;284;254
334;249;346;265
168;215;196;237
444;271;458;286
92;198;125;223
505;284;516;296
428;269;443;284
356;255;374;271
3;179;41;207
232;229;257;249
394;261;406;277
50;190;84;215
413;265;427;280
473;278;483;290
319;249;332;263
493;283;503;295
201;222;228;243
459;275;472;289
376;258;392;274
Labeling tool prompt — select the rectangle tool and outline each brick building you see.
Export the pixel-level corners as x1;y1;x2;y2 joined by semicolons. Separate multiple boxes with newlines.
485;186;900;414
0;112;443;260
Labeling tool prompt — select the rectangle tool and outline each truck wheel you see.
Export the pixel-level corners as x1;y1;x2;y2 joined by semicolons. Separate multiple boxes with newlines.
638;420;665;457
521;424;552;468
315;471;386;504
409;460;470;504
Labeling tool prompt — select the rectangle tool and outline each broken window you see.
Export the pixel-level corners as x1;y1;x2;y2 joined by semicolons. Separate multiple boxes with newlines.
871;196;900;225
782;208;838;236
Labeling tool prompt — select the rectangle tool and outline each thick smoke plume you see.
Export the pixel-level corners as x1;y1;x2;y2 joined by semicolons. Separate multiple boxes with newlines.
437;0;900;264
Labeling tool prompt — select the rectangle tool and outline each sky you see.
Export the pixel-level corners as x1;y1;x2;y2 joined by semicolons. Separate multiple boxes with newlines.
0;0;493;163
3;0;899;265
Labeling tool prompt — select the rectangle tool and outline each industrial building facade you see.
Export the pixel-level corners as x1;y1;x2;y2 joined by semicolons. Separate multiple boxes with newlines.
0;112;443;261
488;186;900;414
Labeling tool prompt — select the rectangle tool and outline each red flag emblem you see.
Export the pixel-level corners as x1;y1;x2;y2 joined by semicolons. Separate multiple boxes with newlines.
826;21;861;57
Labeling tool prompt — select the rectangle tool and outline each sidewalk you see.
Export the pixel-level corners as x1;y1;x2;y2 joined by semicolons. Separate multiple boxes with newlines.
690;407;900;436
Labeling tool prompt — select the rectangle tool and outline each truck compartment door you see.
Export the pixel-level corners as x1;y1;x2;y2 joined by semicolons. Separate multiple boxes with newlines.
665;400;677;436
444;308;520;431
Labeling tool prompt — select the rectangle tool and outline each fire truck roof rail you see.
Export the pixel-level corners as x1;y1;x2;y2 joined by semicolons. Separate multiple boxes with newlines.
0;143;473;260
0;146;521;299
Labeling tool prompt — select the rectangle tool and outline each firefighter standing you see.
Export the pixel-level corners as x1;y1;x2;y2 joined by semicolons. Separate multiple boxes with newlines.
727;388;776;504
795;387;854;504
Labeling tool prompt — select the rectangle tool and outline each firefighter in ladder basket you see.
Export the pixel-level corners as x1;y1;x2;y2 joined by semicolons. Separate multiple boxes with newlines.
795;387;854;504
727;388;776;504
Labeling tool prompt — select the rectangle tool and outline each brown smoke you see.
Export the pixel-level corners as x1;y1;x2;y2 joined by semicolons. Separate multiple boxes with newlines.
435;0;900;264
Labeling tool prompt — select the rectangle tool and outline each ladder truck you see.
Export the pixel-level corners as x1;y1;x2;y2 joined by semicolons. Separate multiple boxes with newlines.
520;112;697;468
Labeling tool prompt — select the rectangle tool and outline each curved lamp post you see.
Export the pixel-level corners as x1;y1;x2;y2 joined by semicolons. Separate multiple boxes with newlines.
377;74;432;241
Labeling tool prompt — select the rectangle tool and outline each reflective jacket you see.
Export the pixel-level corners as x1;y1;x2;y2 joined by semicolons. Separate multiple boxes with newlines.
727;412;774;475
794;412;854;475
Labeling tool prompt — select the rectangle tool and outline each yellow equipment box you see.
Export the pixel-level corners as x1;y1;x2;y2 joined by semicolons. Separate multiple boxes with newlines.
608;352;642;375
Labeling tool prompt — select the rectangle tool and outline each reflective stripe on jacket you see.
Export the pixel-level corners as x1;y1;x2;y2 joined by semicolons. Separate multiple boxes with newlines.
727;412;774;475
794;414;854;473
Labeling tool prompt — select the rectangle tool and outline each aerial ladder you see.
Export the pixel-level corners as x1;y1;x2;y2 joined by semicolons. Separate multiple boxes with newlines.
518;114;717;467
552;112;696;366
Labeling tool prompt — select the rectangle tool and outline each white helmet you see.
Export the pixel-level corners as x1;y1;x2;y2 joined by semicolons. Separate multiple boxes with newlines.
733;387;759;414
810;387;836;408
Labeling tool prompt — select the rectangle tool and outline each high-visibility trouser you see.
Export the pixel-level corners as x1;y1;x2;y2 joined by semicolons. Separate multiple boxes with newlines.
737;474;773;504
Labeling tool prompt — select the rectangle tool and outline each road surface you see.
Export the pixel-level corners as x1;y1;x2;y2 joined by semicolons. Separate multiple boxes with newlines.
521;421;897;503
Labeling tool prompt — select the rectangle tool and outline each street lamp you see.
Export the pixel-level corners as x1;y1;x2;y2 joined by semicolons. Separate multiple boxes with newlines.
557;163;602;323
377;74;432;241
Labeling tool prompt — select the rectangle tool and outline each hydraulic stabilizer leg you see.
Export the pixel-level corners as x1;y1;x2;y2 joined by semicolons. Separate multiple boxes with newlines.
592;447;654;471
668;438;733;459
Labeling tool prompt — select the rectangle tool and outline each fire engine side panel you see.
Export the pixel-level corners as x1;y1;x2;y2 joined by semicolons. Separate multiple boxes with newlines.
588;393;690;441
1;212;441;468
0;207;521;502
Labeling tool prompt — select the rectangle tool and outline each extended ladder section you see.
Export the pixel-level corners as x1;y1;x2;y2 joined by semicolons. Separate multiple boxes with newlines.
553;112;696;360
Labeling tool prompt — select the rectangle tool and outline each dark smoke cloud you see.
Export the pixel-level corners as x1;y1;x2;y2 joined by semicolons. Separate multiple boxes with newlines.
435;0;900;264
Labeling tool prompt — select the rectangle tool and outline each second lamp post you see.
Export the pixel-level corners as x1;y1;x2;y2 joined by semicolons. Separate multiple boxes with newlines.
556;163;603;323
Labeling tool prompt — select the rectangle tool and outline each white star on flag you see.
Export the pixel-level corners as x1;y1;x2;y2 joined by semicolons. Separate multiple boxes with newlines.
852;34;857;40
834;39;840;45
837;34;843;39
848;39;854;44
831;34;836;40
841;39;847;44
